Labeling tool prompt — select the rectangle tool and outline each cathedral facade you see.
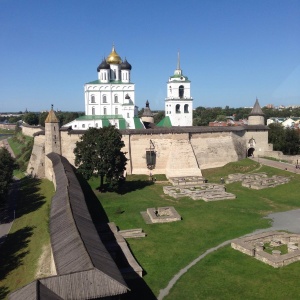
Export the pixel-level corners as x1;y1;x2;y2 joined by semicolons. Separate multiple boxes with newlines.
64;46;143;130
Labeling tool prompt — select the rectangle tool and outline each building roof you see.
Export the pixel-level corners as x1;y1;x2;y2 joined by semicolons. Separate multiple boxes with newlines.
97;58;110;71
156;116;172;127
133;117;145;129
10;153;129;299
45;107;59;123
106;45;122;64
120;58;132;70
249;99;264;116
86;79;133;85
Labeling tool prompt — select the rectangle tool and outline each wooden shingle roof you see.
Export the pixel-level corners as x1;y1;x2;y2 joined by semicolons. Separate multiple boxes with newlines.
9;153;129;299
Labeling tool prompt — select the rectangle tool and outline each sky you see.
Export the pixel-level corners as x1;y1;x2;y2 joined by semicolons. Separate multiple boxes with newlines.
0;0;299;112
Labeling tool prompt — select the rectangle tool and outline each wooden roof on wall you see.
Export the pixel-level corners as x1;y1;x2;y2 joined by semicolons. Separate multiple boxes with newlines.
9;153;129;300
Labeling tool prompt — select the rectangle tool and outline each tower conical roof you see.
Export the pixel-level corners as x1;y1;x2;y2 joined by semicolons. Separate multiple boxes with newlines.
45;105;59;123
249;99;264;116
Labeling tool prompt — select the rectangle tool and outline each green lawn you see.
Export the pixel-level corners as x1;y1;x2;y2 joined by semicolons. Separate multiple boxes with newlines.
89;159;300;298
0;177;55;299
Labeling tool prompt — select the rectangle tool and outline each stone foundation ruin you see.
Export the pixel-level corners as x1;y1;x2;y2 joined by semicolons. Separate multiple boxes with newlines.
141;206;181;224
231;231;300;268
226;173;290;189
164;179;236;202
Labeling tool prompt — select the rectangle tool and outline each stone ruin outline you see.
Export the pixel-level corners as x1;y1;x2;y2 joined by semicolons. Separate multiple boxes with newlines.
225;172;290;189
231;231;300;268
141;206;182;224
165;176;236;201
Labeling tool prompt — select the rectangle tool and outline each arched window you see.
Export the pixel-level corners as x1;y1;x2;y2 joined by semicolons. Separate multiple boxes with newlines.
103;95;107;103
115;107;118;115
103;107;107;115
184;104;189;113
114;95;118;103
179;85;184;98
91;95;95;103
176;104;180;113
92;107;95;115
169;86;172;94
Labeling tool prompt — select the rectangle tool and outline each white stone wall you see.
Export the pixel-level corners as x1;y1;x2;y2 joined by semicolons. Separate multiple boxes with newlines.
22;125;44;137
244;130;269;156
26;135;45;178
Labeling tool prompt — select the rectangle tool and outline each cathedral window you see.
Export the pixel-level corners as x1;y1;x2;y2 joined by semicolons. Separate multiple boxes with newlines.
179;85;184;98
169;86;172;94
114;95;118;103
92;107;95;115
82;124;85;128
176;104;180;113
115;107;118;115
95;123;98;127
184;104;189;113
91;95;95;103
104;107;107;115
103;95;107;103
127;113;129;118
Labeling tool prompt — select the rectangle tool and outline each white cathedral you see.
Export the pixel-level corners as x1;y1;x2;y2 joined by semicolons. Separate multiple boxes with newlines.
64;46;193;130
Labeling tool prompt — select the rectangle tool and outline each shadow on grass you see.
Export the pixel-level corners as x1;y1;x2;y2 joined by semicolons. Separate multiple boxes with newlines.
117;180;154;195
75;172;156;299
16;177;46;219
75;171;109;225
0;226;34;282
0;286;9;300
124;276;157;300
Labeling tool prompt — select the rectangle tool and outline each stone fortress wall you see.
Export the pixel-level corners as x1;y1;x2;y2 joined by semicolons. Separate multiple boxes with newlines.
26;125;271;179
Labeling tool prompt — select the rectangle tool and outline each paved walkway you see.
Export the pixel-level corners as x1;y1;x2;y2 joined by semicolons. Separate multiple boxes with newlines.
157;157;300;300
251;156;299;173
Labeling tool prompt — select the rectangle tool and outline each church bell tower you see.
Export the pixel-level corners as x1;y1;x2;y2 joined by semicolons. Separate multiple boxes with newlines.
165;52;193;126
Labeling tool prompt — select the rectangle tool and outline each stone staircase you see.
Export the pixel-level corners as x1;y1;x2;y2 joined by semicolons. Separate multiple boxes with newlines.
166;139;202;178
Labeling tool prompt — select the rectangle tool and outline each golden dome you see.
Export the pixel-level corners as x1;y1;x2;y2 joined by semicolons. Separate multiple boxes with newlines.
106;45;122;64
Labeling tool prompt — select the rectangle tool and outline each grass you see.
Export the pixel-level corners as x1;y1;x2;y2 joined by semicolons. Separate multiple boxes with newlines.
7;133;33;158
0;177;55;299
88;158;300;298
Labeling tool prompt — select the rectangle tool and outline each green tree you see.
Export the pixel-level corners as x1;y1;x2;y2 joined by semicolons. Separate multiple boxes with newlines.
23;112;39;125
268;123;285;151
74;126;127;191
0;148;17;204
283;127;300;155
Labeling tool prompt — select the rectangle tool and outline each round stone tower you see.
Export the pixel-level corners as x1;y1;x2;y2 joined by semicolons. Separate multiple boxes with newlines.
248;98;265;125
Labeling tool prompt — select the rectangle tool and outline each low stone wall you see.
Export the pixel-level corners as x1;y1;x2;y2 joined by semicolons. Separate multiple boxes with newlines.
231;231;300;268
146;207;181;223
22;124;44;137
0;123;16;130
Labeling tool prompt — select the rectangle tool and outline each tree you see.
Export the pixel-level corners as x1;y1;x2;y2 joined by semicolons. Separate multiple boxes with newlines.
74;126;127;191
0;148;17;204
268;123;285;151
23;112;39;125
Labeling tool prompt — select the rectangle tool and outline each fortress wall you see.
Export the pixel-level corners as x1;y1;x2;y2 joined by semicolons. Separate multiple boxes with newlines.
244;130;269;156
60;131;83;166
126;133;184;174
26;135;45;178
22;125;44;137
190;132;240;169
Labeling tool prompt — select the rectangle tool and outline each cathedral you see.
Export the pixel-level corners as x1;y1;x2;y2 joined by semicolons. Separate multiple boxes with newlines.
64;45;143;130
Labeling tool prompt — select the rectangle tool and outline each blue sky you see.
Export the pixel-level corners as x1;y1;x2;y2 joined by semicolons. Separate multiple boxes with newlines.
0;0;299;112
